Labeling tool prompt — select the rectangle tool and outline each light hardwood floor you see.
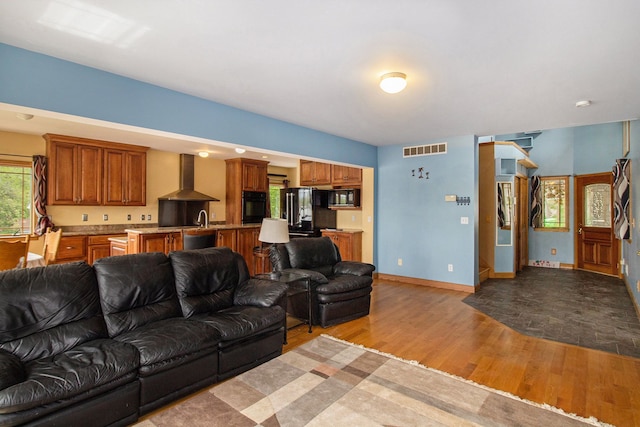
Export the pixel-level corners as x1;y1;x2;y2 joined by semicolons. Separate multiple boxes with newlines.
285;279;640;427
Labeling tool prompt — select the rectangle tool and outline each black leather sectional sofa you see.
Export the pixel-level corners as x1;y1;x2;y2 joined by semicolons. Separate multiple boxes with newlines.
270;236;375;327
0;247;287;427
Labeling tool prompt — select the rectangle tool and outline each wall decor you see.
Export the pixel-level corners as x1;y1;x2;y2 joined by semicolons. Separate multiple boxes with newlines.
411;167;429;180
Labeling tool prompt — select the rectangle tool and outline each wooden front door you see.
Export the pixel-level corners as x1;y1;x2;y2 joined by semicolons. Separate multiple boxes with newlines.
575;173;619;276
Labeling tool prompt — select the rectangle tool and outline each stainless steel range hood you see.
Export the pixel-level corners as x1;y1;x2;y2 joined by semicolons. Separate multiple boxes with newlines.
158;154;220;201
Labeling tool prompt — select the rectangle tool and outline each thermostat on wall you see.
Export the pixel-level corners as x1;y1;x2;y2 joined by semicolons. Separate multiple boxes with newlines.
445;194;457;202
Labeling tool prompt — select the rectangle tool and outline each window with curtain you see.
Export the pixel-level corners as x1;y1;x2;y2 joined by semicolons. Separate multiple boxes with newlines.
0;160;32;235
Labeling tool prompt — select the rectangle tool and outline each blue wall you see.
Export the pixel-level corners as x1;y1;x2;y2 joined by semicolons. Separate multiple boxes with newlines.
0;43;377;168
377;135;477;287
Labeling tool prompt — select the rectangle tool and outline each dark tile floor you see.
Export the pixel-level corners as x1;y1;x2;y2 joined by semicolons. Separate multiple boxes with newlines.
463;267;640;358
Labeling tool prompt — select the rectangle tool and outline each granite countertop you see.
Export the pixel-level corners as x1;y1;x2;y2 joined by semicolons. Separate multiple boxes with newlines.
125;223;260;234
321;228;363;233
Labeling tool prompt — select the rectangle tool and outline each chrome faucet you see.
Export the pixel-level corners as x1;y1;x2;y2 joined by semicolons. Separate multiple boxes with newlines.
197;210;208;227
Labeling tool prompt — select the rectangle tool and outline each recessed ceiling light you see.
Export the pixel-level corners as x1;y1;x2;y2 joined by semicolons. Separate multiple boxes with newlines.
380;72;407;94
575;100;591;108
235;148;246;154
198;151;209;158
16;113;34;120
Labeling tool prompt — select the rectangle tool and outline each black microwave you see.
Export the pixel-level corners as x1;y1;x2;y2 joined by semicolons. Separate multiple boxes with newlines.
242;191;267;224
328;188;360;208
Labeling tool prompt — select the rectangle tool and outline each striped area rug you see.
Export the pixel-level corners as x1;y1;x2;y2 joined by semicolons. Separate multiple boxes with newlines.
136;335;612;426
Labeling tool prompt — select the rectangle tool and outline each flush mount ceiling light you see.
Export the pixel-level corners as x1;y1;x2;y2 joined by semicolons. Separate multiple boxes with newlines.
575;100;592;108
379;72;407;94
16;113;34;120
198;151;209;158
234;148;246;154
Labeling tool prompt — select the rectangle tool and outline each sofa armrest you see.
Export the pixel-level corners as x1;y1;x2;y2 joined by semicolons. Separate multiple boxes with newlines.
0;349;25;390
234;278;288;308
333;261;376;277
278;268;329;284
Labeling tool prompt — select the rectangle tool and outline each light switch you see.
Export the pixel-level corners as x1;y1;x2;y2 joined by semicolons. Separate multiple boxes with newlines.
445;194;457;202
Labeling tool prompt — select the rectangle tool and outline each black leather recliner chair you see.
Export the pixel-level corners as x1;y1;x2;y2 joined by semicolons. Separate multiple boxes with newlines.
270;236;376;327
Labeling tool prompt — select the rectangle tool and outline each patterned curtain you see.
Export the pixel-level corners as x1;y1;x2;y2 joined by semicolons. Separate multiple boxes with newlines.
529;175;542;228
497;183;505;228
613;159;631;240
33;155;54;235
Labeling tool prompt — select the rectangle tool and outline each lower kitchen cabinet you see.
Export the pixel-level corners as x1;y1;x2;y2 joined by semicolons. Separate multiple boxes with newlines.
55;235;88;264
87;234;125;264
237;227;261;276
215;228;238;251
128;231;183;255
321;229;363;262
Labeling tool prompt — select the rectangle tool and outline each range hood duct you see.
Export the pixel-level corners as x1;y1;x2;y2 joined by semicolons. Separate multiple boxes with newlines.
158;154;220;201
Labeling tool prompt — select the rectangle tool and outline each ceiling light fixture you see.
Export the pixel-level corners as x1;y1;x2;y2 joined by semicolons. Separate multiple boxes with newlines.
198;151;209;158
235;148;246;154
16;113;34;120
379;72;407;94
575;100;592;108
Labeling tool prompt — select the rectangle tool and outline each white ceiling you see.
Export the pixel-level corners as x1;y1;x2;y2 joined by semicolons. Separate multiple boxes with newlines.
1;0;639;159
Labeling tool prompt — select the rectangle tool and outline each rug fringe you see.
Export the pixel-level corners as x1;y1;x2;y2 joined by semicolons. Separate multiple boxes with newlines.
320;334;615;427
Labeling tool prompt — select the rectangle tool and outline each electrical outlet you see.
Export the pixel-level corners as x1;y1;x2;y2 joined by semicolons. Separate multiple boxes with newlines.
551;248;557;255
351;215;356;222
460;217;468;224
141;214;145;221
397;258;403;266
127;214;131;221
211;212;216;219
103;214;108;221
81;214;88;222
147;214;152;221
448;264;453;272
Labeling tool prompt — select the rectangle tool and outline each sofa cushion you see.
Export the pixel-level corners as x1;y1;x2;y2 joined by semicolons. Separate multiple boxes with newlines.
94;253;182;337
333;261;376;277
170;247;247;317
0;339;138;414
113;318;219;376
0;262;107;362
193;306;285;342
285;237;339;270
0;350;25;390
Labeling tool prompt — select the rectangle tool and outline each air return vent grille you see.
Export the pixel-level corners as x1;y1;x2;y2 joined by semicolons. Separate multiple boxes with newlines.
403;142;447;158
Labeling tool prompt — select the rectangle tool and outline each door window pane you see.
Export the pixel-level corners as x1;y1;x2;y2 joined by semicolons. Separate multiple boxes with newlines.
584;184;611;227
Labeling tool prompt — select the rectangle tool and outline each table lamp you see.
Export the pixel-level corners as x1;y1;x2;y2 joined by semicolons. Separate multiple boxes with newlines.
256;218;289;273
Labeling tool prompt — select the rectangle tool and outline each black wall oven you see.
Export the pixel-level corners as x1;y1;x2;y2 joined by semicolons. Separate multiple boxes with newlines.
242;191;267;224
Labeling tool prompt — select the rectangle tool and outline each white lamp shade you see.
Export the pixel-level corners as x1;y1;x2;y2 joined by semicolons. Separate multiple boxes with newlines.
258;218;289;244
379;72;407;94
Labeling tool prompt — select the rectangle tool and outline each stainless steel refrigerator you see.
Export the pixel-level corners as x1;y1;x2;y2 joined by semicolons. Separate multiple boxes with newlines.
281;188;337;237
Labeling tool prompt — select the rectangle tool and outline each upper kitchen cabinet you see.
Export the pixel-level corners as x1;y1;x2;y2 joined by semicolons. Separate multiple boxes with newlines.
300;160;331;186
45;134;148;206
331;165;362;187
46;135;102;205
103;148;148;206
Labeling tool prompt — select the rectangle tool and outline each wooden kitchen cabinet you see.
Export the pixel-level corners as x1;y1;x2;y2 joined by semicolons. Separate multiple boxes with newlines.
300;160;331;186
321;229;363;262
103;148;147;206
87;234;126;264
46;137;102;205
128;231;182;255
237;227;261;276
215;228;238;251
55;235;88;263
225;158;269;224
45;134;148;206
331;165;362;187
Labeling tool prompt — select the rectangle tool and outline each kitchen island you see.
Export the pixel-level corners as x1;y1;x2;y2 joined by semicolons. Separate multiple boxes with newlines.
124;223;264;275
